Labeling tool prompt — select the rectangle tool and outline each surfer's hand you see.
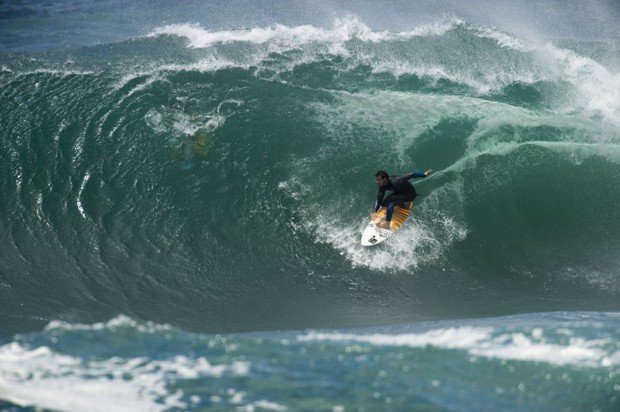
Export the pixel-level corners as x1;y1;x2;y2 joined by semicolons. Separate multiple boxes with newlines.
424;169;433;176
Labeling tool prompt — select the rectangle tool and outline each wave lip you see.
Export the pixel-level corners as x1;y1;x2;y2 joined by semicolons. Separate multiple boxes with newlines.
147;17;458;49
96;18;620;127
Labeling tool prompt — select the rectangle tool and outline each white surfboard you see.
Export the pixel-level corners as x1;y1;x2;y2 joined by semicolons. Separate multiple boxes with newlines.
361;203;413;246
361;220;393;246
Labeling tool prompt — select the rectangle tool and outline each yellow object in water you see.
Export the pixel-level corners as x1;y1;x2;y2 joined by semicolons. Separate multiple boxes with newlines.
192;130;214;155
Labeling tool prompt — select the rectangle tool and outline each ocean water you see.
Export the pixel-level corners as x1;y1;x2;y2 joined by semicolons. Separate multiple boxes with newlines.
1;0;619;410
0;313;618;411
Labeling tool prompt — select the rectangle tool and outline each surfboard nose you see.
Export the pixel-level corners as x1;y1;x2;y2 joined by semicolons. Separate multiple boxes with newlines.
361;234;379;246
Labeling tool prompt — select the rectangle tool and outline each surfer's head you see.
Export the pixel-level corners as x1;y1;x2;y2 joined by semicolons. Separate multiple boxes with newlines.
375;170;388;187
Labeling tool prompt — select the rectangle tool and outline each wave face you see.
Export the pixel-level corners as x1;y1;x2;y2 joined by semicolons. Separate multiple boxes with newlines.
1;14;620;335
0;312;618;411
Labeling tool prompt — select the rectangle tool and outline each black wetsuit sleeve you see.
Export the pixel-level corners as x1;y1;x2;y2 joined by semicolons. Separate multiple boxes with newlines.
404;171;427;180
388;171;425;187
374;187;386;212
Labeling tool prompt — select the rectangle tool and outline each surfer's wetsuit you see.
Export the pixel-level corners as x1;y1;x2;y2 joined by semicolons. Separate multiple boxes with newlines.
374;172;427;222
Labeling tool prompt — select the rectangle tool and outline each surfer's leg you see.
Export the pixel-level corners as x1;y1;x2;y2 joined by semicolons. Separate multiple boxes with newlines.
384;192;414;210
381;195;397;222
379;195;398;229
386;201;395;222
376;202;394;229
381;192;415;226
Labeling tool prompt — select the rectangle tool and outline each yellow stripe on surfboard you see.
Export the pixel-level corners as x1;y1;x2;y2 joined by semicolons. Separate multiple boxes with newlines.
374;202;413;231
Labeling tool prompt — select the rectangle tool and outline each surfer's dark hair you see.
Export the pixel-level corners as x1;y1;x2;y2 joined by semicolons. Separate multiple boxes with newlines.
375;170;388;179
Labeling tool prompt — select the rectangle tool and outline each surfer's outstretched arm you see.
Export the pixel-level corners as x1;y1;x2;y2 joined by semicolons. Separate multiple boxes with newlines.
405;169;432;180
389;169;432;187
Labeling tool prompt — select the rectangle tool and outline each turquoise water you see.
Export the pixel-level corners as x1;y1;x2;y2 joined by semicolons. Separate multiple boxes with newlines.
1;1;619;410
1;313;619;411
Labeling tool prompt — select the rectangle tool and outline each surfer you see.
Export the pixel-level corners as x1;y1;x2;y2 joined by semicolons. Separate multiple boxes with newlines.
372;169;432;229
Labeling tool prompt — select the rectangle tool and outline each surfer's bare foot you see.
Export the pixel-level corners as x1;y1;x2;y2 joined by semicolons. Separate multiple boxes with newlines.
377;220;390;229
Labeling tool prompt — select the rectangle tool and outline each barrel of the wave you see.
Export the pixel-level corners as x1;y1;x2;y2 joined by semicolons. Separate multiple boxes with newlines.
361;202;413;246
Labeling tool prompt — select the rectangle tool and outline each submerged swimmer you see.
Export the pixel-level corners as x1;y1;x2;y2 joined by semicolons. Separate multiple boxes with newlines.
171;129;215;161
372;169;432;229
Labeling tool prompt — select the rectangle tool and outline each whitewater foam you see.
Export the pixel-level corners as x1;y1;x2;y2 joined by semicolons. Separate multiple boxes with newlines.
543;44;620;127
0;339;249;412
469;24;620;126
299;325;619;368
143;96;239;147
278;170;464;272
470;25;531;52
44;314;172;333
135;17;620;125
308;213;435;271
147;17;457;49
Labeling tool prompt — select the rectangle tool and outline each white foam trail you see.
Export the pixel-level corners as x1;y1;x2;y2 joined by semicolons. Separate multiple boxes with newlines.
240;400;288;411
301;327;492;349
45;314;171;333
76;171;90;219
123;75;162;98
528;141;620;164
299;326;619;368
112;55;243;91
11;68;97;77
